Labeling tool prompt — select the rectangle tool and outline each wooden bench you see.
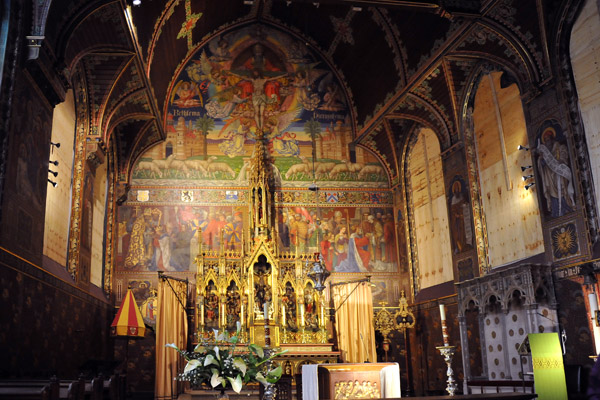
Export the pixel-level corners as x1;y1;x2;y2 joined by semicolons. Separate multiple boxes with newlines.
0;377;59;400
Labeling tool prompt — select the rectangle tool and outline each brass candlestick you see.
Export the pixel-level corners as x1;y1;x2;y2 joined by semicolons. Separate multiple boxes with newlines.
436;345;457;396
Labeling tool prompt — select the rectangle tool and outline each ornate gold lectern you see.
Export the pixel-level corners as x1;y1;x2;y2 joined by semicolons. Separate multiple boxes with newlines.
194;130;338;373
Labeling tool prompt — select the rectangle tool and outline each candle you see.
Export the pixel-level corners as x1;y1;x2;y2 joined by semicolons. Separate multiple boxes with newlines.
300;303;305;327
440;304;449;346
320;302;324;327
282;304;286;326
241;303;244;325
264;302;269;321
200;302;204;326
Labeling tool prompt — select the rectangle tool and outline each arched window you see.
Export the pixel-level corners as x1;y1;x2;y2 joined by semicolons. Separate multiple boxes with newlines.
471;71;544;267
408;128;453;289
571;0;600;220
43;90;76;266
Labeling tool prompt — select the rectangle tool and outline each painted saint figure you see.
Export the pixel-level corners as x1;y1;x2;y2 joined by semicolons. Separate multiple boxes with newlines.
535;127;575;217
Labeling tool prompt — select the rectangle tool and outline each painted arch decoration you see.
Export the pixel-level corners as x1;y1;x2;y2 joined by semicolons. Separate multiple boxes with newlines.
131;24;388;189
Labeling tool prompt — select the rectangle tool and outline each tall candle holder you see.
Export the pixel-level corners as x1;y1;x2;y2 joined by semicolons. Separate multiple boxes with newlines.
436;345;457;396
437;303;456;396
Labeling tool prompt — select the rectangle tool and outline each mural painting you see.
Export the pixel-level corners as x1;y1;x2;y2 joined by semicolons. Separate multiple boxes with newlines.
533;120;575;218
277;206;398;273
116;205;246;272
131;25;387;189
116;204;398;273
447;176;473;254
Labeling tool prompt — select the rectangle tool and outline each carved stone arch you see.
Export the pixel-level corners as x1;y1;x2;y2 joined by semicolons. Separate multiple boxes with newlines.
460;61;527;127
483;292;504;314
459;295;481;317
474;19;542;89
505;287;530;311
393;93;452;150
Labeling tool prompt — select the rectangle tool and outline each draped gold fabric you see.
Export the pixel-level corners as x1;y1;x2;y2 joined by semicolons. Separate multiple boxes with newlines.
333;282;377;363
155;279;188;400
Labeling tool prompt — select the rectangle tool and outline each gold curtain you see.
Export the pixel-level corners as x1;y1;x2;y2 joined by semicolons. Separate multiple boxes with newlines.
155;279;188;400
333;281;377;363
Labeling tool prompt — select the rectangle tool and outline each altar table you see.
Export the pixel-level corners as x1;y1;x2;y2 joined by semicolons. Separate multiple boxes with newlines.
302;362;401;400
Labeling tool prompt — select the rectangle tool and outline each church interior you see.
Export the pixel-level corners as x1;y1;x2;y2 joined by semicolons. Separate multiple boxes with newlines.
1;0;600;398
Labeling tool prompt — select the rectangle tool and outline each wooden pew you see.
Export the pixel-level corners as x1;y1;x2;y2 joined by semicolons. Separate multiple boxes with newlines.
83;375;103;400
0;376;59;400
467;380;535;394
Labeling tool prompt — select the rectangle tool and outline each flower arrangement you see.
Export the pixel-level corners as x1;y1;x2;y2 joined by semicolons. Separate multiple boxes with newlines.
166;324;286;394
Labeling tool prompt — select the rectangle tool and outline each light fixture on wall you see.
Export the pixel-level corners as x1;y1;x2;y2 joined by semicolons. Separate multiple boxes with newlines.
243;0;253;4
49;160;59;166
517;145;529;151
522;174;534;181
525;182;535;190
50;142;60;148
521;165;532;171
132;0;141;6
48;179;57;187
48;169;58;177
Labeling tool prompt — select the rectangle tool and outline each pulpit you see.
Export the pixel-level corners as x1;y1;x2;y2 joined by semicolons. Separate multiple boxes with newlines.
302;363;401;399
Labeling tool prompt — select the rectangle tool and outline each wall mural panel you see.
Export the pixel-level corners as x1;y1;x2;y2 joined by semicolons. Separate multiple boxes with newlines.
131;24;387;189
116;204;399;273
534;119;575;218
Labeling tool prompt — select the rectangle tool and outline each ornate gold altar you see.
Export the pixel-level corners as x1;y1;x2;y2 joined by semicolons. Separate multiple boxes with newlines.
193;130;338;373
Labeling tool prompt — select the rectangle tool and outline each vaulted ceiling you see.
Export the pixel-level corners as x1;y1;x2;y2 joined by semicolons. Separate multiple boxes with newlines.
36;0;564;185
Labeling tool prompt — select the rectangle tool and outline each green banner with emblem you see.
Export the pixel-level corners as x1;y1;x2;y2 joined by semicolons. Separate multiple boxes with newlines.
528;333;567;400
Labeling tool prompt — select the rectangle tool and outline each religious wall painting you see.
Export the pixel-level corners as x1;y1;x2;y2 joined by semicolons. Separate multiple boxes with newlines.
128;280;157;328
448;176;474;255
81;173;94;252
534;120;575;218
550;222;579;261
277;206;398;273
370;277;401;306
116;204;246;272
130;24;388;189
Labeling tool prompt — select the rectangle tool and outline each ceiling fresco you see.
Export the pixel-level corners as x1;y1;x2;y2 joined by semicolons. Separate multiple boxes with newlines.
34;0;554;188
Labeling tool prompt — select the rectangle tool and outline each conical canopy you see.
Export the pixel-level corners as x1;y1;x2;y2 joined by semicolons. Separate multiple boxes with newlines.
111;288;146;337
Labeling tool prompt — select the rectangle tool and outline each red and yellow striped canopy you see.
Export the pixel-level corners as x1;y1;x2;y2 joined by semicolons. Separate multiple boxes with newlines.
111;289;146;337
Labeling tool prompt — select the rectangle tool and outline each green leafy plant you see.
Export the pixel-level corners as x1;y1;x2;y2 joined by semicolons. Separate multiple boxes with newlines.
166;324;287;393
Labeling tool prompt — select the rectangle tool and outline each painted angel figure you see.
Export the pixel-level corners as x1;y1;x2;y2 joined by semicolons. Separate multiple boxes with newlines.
171;80;202;108
292;64;325;111
264;107;301;156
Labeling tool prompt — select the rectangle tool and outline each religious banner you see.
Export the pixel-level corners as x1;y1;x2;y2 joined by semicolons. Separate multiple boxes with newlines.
528;332;567;400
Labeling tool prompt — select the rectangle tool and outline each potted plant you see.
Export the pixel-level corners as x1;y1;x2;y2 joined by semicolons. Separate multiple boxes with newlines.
166;323;286;399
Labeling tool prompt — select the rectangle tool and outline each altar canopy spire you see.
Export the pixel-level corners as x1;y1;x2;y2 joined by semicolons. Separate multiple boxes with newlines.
249;128;273;240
